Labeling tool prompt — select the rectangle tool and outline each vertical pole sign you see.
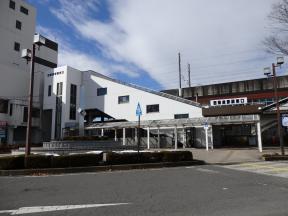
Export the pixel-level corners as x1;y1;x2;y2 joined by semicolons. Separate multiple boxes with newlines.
136;103;142;157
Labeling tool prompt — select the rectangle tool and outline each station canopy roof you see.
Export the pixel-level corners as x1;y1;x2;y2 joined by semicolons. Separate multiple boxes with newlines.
85;115;260;130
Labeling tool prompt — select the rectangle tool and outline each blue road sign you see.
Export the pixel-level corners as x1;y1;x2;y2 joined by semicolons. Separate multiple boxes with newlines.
282;114;288;127
136;102;142;116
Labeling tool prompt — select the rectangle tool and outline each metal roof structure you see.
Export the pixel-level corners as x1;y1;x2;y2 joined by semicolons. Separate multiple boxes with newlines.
85;115;260;130
84;70;201;107
259;97;288;112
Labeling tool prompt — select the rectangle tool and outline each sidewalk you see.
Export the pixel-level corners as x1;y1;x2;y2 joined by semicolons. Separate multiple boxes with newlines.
188;147;281;164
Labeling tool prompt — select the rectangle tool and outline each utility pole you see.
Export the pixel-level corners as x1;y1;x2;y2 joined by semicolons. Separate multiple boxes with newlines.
272;63;285;155
25;43;36;157
188;63;191;88
178;52;182;97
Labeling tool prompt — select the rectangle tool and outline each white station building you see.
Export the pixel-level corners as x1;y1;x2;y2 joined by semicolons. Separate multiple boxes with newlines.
42;66;263;151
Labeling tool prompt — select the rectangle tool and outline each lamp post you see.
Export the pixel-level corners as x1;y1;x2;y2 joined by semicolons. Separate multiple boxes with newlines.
21;34;46;157
264;56;285;155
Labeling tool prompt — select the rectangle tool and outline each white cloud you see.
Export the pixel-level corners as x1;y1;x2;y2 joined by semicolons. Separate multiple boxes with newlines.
36;25;139;77
49;0;279;89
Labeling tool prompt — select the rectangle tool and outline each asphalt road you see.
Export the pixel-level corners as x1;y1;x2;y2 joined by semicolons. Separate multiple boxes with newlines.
1;165;288;216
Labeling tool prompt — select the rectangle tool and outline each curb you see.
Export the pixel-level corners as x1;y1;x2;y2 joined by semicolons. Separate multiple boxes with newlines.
0;160;205;176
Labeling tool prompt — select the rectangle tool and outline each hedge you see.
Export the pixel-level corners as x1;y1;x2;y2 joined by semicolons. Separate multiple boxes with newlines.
51;154;103;168
0;151;193;170
262;154;288;161
105;151;193;165
0;153;103;170
0;155;25;170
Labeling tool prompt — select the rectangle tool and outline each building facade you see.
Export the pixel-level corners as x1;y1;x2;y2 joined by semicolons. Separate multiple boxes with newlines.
42;66;203;142
0;0;58;144
163;76;288;148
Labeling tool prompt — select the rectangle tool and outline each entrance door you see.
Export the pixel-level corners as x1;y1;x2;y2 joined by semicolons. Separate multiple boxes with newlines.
185;127;196;147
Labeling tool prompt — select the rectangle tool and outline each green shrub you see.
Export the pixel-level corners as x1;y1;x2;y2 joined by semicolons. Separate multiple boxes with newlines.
69;154;102;167
0;155;25;170
262;154;288;161
25;155;52;169
161;151;193;162
105;152;139;165
51;155;71;168
105;151;193;164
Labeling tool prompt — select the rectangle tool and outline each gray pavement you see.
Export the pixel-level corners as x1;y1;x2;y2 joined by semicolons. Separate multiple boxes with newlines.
190;147;283;164
1;165;288;215
224;161;288;178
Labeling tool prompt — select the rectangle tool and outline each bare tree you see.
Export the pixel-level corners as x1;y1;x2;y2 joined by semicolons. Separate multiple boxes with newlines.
264;0;288;55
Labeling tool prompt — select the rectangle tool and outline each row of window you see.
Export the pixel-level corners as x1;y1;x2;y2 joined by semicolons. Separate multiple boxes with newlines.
96;88;188;116
9;0;29;15
47;71;64;77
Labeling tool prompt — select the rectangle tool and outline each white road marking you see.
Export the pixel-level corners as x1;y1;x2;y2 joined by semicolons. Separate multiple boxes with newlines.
0;203;130;215
196;168;219;174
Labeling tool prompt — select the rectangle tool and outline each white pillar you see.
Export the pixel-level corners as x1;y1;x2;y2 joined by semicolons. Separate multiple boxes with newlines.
257;122;263;152
210;127;214;150
147;127;150;149
101;128;104;137
157;128;160;148
123;128;126;146
79;115;85;136
174;127;178;150
114;129;117;141
205;127;209;151
8;128;14;144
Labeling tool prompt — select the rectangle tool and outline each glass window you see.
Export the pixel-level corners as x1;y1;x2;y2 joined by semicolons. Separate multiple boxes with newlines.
16;20;21;30
48;85;51;96
0;99;8;114
56;82;63;96
23;107;28;122
32;108;40;118
146;104;159;113
14;42;20;51
69;84;77;120
20;6;29;15
118;95;129;104
9;0;15;9
97;88;107;96
9;104;13;116
213;101;217;105
174;114;189;119
236;99;240;103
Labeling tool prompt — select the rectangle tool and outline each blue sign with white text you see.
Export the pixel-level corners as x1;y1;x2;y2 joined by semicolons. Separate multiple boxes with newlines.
136;103;142;116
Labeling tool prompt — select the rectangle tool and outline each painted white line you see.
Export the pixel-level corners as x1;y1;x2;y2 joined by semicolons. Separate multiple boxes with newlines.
0;203;130;215
196;168;219;174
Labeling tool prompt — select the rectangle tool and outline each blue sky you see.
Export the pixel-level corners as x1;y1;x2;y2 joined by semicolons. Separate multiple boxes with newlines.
27;0;286;91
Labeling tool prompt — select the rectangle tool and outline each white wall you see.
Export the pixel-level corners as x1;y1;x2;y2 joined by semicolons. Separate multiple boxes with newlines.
84;71;202;121
43;66;82;139
0;0;35;98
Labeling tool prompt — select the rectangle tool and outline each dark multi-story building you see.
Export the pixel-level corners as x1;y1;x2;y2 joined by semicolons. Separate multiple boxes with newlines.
163;75;288;148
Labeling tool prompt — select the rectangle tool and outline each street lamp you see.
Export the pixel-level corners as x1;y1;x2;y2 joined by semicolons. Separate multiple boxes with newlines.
263;57;285;155
21;34;45;157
